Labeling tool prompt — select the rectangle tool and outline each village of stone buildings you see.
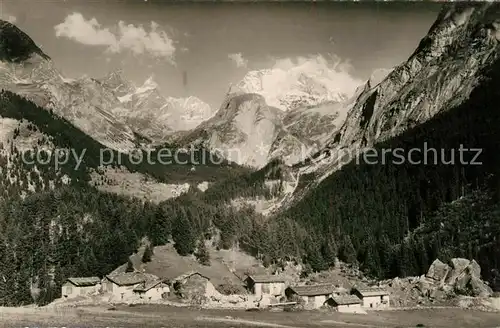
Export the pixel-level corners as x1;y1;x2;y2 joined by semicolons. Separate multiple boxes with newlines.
47;242;500;313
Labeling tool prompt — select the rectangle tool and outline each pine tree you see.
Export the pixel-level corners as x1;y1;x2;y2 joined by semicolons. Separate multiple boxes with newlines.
125;258;135;272
195;239;210;266
321;237;338;268
149;206;171;246
339;235;357;265
141;245;154;263
172;215;196;256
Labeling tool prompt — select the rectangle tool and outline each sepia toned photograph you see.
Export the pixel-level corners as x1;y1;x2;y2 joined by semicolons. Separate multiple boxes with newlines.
0;0;499;327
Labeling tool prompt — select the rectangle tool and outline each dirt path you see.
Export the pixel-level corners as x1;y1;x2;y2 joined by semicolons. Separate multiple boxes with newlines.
197;316;302;328
319;320;381;327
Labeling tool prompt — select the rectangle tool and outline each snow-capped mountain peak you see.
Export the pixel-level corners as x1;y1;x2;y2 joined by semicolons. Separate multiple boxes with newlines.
136;75;158;94
109;75;215;141
231;55;363;111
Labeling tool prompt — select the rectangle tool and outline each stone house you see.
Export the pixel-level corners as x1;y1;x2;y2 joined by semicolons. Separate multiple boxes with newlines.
285;284;337;309
244;275;286;298
352;287;389;308
133;279;170;301
61;277;101;299
167;271;216;301
102;272;159;301
326;295;363;313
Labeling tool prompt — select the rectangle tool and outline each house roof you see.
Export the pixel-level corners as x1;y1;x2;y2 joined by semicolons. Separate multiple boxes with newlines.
168;270;208;283
287;284;336;296
133;279;166;292
330;295;361;305
105;272;158;286
353;287;389;297
246;275;286;283
66;277;101;287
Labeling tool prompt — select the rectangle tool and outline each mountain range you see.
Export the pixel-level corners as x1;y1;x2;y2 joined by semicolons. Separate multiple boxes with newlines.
0;2;499;306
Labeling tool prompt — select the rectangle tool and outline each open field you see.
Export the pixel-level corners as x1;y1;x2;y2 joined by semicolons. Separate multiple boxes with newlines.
0;305;499;328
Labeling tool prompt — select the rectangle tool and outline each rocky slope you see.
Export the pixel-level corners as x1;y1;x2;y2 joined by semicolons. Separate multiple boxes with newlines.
290;3;500;202
0;35;139;153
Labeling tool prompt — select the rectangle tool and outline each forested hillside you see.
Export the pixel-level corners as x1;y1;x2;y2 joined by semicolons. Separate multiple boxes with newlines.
260;53;500;289
0;90;250;194
0;183;263;306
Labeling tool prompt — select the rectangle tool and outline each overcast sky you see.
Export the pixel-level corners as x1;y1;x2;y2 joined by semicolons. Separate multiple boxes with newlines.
1;0;442;108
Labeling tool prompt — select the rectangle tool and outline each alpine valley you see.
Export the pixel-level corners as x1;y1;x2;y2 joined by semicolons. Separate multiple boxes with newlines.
0;2;500;308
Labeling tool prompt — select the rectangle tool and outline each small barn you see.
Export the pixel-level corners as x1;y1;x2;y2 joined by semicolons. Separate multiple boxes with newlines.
61;277;101;299
133;279;170;301
352;287;389;309
244;275;286;298
326;295;363;313
285;284;336;309
102;272;159;300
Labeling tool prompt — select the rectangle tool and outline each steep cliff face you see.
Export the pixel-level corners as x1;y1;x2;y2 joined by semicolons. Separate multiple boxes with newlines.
268;100;347;166
340;4;499;148
299;3;500;181
178;92;284;168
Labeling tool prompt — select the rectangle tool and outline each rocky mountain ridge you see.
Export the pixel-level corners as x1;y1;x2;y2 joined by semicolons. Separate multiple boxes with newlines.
0;20;215;151
279;3;500;210
109;73;215;142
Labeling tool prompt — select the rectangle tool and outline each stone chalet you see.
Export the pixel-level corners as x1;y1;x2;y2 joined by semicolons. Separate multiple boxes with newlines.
326;295;363;313
102;272;160;300
133;279;170;301
61;277;101;299
165;271;216;299
244;275;286;298
285;284;337;309
351;287;389;309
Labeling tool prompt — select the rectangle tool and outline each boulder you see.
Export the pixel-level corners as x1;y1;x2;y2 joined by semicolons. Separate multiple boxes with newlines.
454;272;472;294
449;258;471;272
449;259;493;297
469;277;493;297
446;258;471;284
468;260;481;278
426;259;451;282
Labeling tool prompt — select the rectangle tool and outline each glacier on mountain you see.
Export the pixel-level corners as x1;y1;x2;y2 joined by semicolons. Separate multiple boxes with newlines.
110;74;215;141
231;54;364;112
